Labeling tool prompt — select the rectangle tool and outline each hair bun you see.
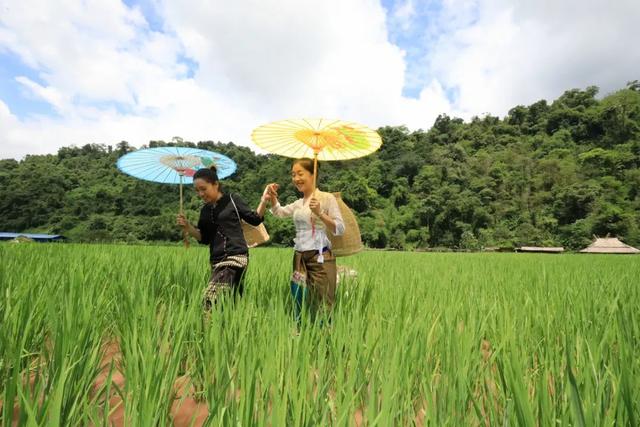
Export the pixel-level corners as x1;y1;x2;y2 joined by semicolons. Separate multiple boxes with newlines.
209;164;218;174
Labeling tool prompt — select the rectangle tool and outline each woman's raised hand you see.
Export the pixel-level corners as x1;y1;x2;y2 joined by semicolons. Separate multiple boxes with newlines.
263;183;279;203
176;213;188;227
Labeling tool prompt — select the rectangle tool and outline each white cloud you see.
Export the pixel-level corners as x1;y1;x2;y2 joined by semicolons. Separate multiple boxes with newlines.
158;0;410;116
0;0;190;113
0;0;449;159
15;76;69;113
0;0;637;160
426;0;640;116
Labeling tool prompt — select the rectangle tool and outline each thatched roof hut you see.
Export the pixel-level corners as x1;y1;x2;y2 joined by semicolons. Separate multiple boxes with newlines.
579;236;640;254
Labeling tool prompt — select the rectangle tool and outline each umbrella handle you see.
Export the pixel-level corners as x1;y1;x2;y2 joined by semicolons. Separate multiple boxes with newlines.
310;153;319;230
179;175;189;248
182;228;189;248
179;175;184;213
312;153;318;191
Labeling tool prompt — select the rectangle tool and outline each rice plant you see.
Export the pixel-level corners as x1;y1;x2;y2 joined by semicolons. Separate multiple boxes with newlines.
1;243;638;425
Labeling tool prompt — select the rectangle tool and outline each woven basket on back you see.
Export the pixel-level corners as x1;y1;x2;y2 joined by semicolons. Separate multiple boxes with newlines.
328;192;363;257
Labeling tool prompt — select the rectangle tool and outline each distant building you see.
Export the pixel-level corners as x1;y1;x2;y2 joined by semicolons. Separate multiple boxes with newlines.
580;236;639;254
483;246;514;252
516;246;564;254
0;232;67;243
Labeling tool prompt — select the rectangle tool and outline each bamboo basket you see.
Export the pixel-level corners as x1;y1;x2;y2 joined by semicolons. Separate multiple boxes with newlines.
229;194;270;248
242;222;270;248
328;192;363;257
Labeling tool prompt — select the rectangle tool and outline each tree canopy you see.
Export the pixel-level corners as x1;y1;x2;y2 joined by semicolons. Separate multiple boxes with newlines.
2;83;639;250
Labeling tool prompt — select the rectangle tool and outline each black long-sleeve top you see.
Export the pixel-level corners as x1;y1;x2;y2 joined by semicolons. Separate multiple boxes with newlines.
197;193;264;263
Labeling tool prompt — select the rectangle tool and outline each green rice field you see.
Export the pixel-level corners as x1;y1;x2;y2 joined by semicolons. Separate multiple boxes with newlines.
1;243;639;426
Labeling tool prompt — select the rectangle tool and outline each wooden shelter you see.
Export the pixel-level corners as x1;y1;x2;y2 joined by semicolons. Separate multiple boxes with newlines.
516;246;565;253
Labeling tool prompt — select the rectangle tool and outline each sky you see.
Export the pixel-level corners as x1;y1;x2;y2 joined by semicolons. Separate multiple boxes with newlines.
0;0;638;159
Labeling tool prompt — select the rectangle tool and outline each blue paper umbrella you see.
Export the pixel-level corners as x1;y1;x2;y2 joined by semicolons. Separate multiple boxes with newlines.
116;146;237;247
116;146;236;184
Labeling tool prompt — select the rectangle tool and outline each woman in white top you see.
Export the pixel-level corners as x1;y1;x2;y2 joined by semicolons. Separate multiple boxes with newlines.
265;158;345;321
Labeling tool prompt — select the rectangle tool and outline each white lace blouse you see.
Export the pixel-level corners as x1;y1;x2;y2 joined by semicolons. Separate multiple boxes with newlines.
270;191;345;252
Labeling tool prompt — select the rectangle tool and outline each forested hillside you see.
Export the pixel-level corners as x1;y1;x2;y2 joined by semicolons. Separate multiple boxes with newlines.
2;83;639;250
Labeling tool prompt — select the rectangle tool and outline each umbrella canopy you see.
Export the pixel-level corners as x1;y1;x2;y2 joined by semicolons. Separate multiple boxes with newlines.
251;118;382;162
251;118;382;190
116;146;237;248
116;146;237;184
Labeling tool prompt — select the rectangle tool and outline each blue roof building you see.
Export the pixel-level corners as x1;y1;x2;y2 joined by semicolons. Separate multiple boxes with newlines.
0;232;67;242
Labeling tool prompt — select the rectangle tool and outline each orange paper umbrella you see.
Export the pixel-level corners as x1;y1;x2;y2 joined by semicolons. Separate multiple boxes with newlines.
251;118;382;189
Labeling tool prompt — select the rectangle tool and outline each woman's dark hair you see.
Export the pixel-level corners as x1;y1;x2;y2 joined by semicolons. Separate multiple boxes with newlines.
292;158;317;177
193;165;219;184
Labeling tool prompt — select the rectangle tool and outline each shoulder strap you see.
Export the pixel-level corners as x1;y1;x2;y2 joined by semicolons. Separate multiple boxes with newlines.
229;194;241;223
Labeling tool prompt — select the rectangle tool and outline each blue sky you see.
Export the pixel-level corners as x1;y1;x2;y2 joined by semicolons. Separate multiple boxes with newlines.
1;0;638;159
122;0;165;33
0;50;58;118
382;0;445;98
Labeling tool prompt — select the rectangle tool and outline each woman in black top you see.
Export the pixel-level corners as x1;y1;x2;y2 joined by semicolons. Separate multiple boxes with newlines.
177;165;268;309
